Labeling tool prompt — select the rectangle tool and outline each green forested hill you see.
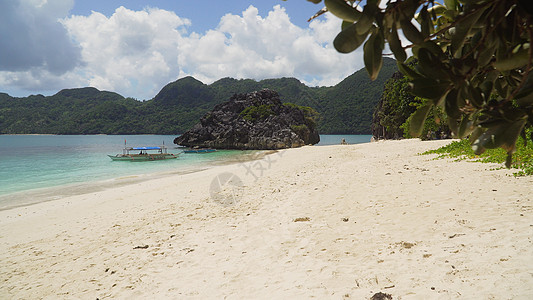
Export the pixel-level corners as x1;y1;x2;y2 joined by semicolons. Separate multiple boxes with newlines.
0;58;397;134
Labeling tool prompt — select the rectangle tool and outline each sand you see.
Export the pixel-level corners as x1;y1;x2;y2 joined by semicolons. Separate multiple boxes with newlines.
0;139;532;299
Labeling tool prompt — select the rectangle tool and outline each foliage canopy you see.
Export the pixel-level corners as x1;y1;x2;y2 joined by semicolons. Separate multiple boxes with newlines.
305;0;533;167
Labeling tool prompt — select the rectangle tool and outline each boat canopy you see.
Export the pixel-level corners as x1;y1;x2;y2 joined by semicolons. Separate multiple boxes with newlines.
129;146;162;150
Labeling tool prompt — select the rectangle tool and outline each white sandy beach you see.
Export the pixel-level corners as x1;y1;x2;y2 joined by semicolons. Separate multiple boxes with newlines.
0;139;532;299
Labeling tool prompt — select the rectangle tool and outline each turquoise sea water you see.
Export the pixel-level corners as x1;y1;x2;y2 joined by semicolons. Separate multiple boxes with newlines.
317;134;372;146
0;134;370;209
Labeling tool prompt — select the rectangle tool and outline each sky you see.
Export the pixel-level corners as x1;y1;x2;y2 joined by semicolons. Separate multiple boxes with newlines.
0;0;371;100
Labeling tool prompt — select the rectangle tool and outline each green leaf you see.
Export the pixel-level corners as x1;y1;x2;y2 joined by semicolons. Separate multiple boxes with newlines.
398;62;422;80
479;81;493;102
444;89;460;119
356;0;379;35
341;20;352;31
400;19;425;45
494;77;509;98
419;41;444;58
447;117;459;137
306;0;322;4
410;77;450;100
477;43;496;67
418;6;432;38
472;124;504;154
516;93;533;106
505;153;513;168
469;126;483;144
416;48;450;80
450;8;486;58
493;48;530;71
472;119;527;155
458;116;475;138
388;25;406;62
444;0;457;10
515;71;533;99
398;0;419;18
409;104;433;137
363;29;384;81
467;85;484;108
324;0;362;23
333;22;369;53
501;119;527;153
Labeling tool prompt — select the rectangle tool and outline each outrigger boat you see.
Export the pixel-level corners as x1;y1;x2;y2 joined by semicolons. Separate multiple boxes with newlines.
108;145;178;161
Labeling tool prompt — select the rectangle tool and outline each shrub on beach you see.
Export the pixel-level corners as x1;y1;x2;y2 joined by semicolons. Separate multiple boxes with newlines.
424;130;533;176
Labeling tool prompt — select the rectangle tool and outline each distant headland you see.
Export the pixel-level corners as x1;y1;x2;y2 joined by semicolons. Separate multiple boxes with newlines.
0;58;397;135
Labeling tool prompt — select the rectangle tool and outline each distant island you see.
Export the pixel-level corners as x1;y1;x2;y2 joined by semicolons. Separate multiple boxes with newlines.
0;58;397;135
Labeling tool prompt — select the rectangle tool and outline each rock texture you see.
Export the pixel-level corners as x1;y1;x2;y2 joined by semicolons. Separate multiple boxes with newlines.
174;89;320;150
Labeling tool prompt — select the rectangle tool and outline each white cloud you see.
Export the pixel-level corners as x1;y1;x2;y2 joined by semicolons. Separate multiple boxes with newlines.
0;0;82;73
61;6;190;99
179;5;365;89
1;4;369;99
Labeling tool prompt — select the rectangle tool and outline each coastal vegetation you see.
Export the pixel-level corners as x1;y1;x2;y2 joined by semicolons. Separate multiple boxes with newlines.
372;60;451;140
239;104;275;122
0;59;396;135
424;132;533;176
309;0;532;168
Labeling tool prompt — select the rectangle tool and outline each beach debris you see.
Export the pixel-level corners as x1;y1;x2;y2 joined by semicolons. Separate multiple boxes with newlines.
133;245;149;249
294;217;311;222
448;233;466;239
401;242;415;249
370;292;392;300
183;247;195;254
342;217;349;222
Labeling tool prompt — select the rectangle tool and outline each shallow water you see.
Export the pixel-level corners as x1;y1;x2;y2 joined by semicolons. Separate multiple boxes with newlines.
0;134;370;209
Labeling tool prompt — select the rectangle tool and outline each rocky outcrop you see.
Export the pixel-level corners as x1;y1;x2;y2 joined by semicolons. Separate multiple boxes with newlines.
174;89;320;150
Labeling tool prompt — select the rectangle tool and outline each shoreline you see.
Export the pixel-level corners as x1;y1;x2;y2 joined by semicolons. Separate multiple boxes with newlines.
1;139;531;299
0;133;366;208
0;149;272;211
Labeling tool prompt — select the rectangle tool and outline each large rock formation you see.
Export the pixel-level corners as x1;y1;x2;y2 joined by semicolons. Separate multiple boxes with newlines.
174;89;320;150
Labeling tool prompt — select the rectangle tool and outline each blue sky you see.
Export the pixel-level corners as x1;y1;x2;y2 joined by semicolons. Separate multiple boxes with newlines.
71;1;321;33
0;0;369;100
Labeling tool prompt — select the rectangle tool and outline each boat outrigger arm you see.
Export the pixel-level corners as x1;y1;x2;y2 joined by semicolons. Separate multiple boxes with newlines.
108;145;178;161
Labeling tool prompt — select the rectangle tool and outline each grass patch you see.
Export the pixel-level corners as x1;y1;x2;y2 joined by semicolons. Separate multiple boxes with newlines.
423;138;533;176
